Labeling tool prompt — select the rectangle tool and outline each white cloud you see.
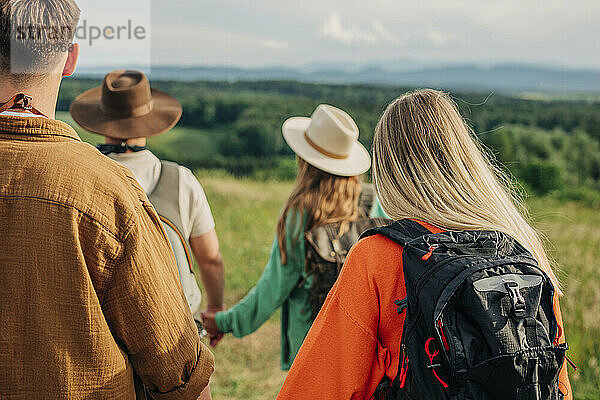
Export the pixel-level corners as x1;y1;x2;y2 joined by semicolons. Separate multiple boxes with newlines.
319;12;399;46
318;12;464;49
372;21;405;45
425;29;466;47
260;39;289;51
145;0;600;69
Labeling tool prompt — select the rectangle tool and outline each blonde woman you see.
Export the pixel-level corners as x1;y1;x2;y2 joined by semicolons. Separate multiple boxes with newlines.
277;89;572;399
201;104;387;369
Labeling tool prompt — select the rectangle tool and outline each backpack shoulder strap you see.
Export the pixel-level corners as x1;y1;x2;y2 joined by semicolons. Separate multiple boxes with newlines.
358;183;375;217
159;215;194;272
305;217;393;266
148;161;186;232
148;160;180;199
361;218;434;247
147;160;193;267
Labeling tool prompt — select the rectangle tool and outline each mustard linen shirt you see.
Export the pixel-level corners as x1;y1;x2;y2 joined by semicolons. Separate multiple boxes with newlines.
0;115;214;399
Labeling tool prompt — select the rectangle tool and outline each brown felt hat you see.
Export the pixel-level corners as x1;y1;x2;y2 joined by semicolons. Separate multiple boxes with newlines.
69;70;182;139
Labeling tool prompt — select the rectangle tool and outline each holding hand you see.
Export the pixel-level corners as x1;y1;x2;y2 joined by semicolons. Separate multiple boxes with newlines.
202;308;224;348
209;332;224;348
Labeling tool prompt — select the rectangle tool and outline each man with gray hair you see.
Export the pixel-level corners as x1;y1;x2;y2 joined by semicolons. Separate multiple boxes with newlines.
0;1;214;398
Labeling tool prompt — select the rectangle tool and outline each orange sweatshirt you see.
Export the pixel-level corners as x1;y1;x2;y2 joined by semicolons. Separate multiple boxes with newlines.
277;222;572;400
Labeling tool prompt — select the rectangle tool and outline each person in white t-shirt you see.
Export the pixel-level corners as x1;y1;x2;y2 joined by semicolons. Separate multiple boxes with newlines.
70;70;225;346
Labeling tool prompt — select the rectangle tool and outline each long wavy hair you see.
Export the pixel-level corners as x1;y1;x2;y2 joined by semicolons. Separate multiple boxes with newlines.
277;157;361;264
372;89;560;292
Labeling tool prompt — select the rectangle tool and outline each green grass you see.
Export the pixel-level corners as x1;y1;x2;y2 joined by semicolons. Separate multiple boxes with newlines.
527;199;600;399
196;172;292;399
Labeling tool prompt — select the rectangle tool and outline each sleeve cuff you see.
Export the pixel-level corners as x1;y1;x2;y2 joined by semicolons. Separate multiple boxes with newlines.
148;341;215;400
189;221;216;239
215;310;232;333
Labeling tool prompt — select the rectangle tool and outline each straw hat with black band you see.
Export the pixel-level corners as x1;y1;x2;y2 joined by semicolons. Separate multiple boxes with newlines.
282;104;371;177
70;70;182;139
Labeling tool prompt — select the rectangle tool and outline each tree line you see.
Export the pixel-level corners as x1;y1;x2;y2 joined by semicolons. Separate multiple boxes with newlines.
58;79;600;203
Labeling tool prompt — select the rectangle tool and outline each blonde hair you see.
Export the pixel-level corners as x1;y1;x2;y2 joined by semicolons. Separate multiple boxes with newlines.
1;0;81;75
277;157;361;264
372;89;560;292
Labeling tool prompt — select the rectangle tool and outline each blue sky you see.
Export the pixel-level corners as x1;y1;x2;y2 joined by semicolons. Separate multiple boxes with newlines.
77;0;600;70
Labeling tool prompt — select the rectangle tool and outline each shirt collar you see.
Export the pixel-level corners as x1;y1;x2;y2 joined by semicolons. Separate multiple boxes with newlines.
0;110;48;118
108;149;159;164
0;114;80;142
108;150;162;194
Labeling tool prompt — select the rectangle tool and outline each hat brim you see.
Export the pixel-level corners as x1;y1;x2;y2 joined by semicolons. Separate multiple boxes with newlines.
69;87;182;139
282;117;371;177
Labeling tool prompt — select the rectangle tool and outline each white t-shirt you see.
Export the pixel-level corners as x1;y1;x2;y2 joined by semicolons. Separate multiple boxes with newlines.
0;111;47;118
108;150;215;239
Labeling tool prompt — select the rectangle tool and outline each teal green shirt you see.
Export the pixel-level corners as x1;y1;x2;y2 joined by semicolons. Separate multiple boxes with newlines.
216;200;389;370
372;197;388;219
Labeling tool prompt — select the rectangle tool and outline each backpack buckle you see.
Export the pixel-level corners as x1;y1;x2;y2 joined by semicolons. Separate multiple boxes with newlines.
505;281;526;317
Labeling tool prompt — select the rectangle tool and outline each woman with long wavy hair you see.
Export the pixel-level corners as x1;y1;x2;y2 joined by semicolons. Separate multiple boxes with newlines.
277;89;572;399
201;104;387;370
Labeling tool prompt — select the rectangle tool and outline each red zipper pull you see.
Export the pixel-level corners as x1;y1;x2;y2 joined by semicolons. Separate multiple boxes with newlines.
399;357;409;388
425;338;449;389
422;244;439;261
554;324;563;346
399;345;409;388
553;324;576;371
437;320;450;351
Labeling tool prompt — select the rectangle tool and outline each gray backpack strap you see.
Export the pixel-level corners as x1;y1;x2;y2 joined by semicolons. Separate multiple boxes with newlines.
358;183;376;217
148;161;203;317
148;161;186;237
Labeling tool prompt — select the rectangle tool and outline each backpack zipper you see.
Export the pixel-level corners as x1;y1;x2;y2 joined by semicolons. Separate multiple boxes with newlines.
415;255;472;297
436;316;456;386
422;244;439;260
398;343;409;388
436;319;450;351
396;311;422;392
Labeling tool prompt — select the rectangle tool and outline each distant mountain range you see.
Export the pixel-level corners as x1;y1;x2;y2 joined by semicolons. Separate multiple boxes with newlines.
74;63;600;94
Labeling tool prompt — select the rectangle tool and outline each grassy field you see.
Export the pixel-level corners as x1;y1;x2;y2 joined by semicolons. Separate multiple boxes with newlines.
194;172;599;400
196;173;291;399
527;200;600;398
57;112;218;159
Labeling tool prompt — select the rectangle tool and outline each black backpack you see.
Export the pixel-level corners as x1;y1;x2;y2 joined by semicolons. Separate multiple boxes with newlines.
363;219;569;400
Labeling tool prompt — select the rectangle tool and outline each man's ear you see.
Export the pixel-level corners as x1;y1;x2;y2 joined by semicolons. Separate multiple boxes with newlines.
62;43;80;77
